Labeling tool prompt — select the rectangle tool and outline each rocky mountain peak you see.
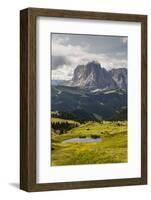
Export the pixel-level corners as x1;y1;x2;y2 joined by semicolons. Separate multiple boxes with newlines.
71;61;118;89
72;61;101;82
110;68;127;90
52;61;127;91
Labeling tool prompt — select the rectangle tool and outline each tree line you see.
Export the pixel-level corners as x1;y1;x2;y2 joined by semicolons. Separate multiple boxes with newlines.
51;121;79;134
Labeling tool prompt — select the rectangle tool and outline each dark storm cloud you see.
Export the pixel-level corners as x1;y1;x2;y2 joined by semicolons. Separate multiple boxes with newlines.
52;56;71;69
52;33;127;60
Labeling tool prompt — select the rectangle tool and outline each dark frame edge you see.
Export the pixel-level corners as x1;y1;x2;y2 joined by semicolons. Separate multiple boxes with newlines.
27;177;145;192
141;15;148;185
23;7;147;22
20;8;36;192
20;8;29;191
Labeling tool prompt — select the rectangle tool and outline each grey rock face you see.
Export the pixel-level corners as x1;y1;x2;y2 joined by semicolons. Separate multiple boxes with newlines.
71;61;127;90
110;68;127;90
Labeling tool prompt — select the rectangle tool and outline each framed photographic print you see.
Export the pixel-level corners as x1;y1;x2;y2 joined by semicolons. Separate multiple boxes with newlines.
20;8;147;191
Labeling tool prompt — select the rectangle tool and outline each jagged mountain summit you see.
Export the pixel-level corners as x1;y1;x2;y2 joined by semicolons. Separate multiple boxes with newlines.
110;68;127;90
71;61;127;90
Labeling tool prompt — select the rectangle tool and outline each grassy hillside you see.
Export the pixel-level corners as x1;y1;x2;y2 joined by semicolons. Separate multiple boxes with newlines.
51;120;127;166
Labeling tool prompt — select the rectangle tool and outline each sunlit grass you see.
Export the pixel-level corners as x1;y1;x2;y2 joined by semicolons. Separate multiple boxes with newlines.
51;120;127;166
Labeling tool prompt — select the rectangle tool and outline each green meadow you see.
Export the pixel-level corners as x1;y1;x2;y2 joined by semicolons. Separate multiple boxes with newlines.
51;118;128;166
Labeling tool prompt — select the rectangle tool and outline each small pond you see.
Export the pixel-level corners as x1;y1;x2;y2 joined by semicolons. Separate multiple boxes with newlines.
62;137;102;144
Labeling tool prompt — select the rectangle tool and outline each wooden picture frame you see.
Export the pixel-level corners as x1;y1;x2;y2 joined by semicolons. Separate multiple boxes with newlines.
20;7;147;192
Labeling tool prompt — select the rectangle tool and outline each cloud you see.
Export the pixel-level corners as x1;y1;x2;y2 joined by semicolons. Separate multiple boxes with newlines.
51;33;127;80
120;37;128;44
52;56;71;70
52;64;73;80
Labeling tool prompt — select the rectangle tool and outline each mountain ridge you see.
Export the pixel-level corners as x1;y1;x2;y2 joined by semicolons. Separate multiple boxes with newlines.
52;61;127;91
71;61;127;90
51;85;127;121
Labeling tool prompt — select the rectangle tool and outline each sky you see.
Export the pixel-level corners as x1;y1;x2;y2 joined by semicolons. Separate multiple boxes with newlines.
51;33;128;80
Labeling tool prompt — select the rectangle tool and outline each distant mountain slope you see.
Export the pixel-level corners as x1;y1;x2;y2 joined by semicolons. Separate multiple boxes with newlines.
51;85;127;121
51;79;71;86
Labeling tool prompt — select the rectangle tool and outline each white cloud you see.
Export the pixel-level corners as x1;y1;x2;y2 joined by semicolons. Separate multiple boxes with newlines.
52;35;127;80
52;64;74;80
120;37;128;44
